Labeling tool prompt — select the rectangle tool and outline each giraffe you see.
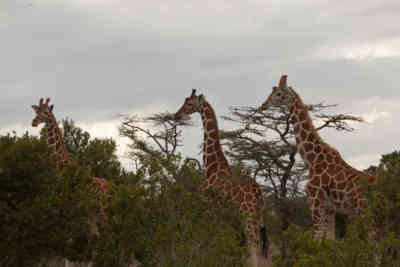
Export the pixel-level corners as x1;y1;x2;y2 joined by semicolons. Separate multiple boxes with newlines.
174;89;267;267
258;75;376;239
31;98;110;267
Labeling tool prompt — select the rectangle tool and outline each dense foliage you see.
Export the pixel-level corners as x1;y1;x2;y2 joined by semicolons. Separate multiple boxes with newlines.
0;120;247;267
0;133;96;266
1;112;400;266
271;151;400;267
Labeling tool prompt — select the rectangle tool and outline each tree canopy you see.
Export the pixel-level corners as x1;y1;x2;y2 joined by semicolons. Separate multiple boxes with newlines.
1;108;400;266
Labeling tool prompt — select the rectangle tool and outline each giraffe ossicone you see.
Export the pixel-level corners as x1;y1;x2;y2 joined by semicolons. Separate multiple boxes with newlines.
258;75;376;239
174;89;268;267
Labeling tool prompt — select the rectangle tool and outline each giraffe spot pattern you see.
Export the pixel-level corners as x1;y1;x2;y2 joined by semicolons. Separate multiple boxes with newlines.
299;110;307;121
321;174;329;186
327;164;336;175
304;142;313;152
206;145;214;154
307;185;317;195
206;163;218;178
307;152;316;163
209;130;218;140
314;163;324;173
320;162;328;171
283;87;379;239
336;171;345;181
310;177;320;187
299;147;306;157
316;154;325;163
205;154;217;167
204;108;213;118
196;99;265;251
301;130;307;139
307;133;315;142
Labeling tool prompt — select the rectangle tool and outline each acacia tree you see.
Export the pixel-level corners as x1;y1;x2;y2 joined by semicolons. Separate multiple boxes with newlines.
117;113;247;266
220;103;364;257
119;113;201;188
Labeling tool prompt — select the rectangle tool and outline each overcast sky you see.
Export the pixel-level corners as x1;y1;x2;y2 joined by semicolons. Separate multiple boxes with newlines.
1;0;400;170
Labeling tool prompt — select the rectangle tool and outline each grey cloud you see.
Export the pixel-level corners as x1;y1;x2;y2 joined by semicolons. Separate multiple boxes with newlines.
1;0;400;168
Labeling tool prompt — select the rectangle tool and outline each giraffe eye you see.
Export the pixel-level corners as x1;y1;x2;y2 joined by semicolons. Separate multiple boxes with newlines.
276;92;281;96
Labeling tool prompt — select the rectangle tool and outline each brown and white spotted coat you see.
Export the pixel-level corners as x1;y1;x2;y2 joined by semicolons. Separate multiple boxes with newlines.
174;89;266;267
258;76;376;239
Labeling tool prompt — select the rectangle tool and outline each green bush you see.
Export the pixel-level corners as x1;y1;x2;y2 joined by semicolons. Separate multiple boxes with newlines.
95;160;248;267
0;134;97;266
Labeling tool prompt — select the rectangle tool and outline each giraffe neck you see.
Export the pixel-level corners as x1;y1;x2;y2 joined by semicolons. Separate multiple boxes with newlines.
288;88;325;168
199;100;231;179
44;115;75;172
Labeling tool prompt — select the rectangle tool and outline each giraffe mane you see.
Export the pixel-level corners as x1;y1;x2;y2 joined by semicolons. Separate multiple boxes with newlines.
287;87;301;102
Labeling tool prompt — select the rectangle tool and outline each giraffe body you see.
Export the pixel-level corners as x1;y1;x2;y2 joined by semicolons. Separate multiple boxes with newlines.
32;98;111;266
175;90;267;266
259;76;376;239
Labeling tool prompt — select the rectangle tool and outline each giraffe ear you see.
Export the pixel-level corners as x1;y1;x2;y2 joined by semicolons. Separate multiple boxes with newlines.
49;105;54;112
191;89;197;97
31;105;38;111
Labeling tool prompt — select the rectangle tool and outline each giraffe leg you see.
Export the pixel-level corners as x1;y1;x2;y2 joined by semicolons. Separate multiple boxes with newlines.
309;196;336;240
247;243;258;267
312;207;335;240
307;186;336;240
323;196;336;240
325;209;336;240
244;218;266;267
311;207;324;239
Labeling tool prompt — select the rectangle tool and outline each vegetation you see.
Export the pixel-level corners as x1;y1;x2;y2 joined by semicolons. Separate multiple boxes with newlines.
272;151;400;267
0;133;96;266
0;119;246;267
1;107;400;266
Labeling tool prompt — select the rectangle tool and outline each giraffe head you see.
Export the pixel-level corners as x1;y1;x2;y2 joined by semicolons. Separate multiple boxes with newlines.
31;98;54;127
174;89;205;120
258;75;295;112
